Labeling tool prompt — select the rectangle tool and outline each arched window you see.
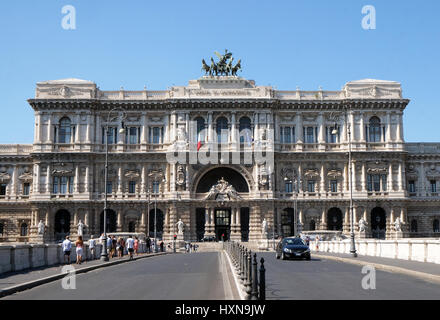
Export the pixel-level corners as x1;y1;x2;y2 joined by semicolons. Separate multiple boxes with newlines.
309;220;316;231
433;219;440;233
216;117;229;143
20;223;28;236
239;117;252;144
410;219;418;233
128;221;136;233
195;117;206;143
59;117;72;143
368;116;381;142
0;222;4;236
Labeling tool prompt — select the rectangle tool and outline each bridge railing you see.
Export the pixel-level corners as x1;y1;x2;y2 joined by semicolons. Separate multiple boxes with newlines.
223;241;266;300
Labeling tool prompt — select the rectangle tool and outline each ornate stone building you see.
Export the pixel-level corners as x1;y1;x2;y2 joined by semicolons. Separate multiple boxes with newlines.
0;76;439;243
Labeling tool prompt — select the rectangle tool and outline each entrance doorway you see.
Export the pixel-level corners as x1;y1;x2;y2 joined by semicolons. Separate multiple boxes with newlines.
327;208;343;231
215;209;231;241
371;207;386;239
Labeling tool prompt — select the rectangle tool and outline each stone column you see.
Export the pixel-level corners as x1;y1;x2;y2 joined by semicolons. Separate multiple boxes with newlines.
361;162;366;192
317;113;325;144
34;163;40;194
117;166;123;194
295;113;303;143
398;163;403;191
74;165;80;193
388;163;393;192
207;112;213;143
117;211;122;232
10;165;17;197
47;116;53;143
141;114;147;144
321;207;327;230
359;113;365;142
343;206;350;233
320;163;325;194
85;166;89;193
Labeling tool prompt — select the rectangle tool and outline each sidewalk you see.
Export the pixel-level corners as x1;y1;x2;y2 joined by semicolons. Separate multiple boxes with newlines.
0;251;169;293
313;251;440;283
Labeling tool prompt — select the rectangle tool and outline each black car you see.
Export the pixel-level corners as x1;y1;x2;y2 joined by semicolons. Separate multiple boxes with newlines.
276;237;311;260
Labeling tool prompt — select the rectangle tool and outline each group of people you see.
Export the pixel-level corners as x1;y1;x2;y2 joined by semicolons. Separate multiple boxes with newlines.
101;234;139;260
61;234;172;265
62;235;87;265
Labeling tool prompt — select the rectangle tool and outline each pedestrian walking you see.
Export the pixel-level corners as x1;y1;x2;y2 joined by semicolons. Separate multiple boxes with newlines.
106;235;112;259
151;241;156;253
99;233;105;244
146;237;151;253
89;235;96;259
134;236;139;256
160;241;164;252
111;235;117;258
62;236;72;264
126;235;135;260
315;235;320;251
75;236;84;264
117;237;124;258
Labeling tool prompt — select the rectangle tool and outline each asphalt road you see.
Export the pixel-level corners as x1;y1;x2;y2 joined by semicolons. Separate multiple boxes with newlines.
3;252;238;300
259;252;440;300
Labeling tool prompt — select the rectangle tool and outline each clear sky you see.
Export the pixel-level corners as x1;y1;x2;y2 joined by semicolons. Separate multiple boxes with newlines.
0;0;439;143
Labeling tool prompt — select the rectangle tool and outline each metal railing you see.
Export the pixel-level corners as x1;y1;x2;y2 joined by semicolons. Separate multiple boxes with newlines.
223;241;266;300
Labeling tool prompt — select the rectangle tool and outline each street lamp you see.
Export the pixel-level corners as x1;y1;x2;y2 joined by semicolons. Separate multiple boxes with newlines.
151;175;166;253
331;111;357;258
101;108;126;261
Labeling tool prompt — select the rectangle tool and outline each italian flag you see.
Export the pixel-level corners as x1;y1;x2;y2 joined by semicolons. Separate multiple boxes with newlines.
197;131;203;151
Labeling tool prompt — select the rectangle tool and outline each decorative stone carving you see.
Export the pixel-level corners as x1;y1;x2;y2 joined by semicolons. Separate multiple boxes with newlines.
367;167;387;174
176;165;186;186
177;126;187;141
304;169;319;179
426;165;440;180
358;217;368;232
327;169;342;179
0;171;11;183
38;220;45;234
77;220;85;236
394;217;402;232
52;169;73;176
205;177;242;201
176;219;184;234
125;170;140;180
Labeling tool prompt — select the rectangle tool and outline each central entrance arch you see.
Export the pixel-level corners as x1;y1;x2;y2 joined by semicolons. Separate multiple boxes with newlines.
195;167;249;193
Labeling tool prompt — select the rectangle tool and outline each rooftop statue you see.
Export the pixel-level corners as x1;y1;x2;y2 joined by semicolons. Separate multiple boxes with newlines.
201;49;242;77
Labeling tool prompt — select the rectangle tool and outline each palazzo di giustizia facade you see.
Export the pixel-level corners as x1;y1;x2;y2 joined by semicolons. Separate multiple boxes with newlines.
0;75;439;243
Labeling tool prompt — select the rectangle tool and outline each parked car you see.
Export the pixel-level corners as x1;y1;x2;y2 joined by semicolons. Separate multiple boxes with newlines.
276;237;311;260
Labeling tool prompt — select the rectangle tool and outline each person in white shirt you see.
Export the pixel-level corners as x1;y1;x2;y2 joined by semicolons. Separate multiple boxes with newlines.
62;236;72;264
126;235;135;260
89;236;96;259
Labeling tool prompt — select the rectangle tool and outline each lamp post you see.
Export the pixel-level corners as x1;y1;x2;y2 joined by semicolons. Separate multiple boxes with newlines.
331;111;357;257
101;108;126;261
149;173;166;253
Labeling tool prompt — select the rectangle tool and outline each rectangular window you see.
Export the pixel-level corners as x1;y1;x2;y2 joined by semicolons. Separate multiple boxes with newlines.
129;181;136;194
60;176;68;194
102;127;117;144
381;175;387;191
53;177;59;194
281;127;293;143
106;181;113;194
126;127;139;145
408;180;416;193
368;174;381;192
152;127;161;144
152;181;160;194
0;184;6;196
285;182;293;193
304;127;316;144
326;126;339;143
431;180;437;193
23;183;30;195
330;180;338;193
68;176;74;194
307;180;315;193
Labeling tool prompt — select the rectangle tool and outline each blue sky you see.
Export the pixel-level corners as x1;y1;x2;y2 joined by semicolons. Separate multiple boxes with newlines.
0;0;439;143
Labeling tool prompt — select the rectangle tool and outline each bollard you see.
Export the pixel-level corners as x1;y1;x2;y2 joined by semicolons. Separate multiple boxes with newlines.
251;253;259;300
239;246;244;282
259;257;266;301
245;249;252;300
